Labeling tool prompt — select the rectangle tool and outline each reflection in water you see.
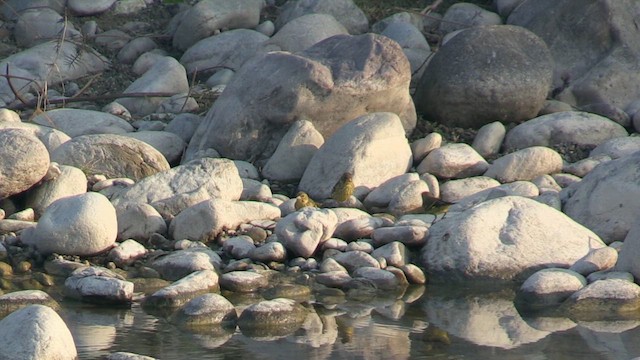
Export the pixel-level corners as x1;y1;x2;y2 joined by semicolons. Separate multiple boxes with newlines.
57;284;640;359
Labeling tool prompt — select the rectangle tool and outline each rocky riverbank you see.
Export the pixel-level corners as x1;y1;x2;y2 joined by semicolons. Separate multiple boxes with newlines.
1;0;640;358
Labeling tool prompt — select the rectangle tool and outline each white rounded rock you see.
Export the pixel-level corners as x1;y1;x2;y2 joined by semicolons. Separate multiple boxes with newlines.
0;305;77;359
21;192;117;256
417;143;488;179
424;196;606;281
0;129;50;199
299;112;412;200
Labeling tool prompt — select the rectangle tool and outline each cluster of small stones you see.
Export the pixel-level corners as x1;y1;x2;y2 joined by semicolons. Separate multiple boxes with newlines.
1;0;640;358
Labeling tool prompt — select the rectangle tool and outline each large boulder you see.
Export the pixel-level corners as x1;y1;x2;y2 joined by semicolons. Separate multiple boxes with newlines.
169;199;281;242
0;305;77;359
179;29;269;75
31;109;134;137
171;0;264;51
184;34;416;163
508;0;640;111
0;129;50;199
298;112;412;200
266;14;348;53
110;157;243;218
563;151;640;244
503;111;628;151
115;57;189;116
423;196;606;282
414;25;553;128
0;41;108;104
21;192;118;256
51;134;170;181
0;121;70;153
275;0;368;35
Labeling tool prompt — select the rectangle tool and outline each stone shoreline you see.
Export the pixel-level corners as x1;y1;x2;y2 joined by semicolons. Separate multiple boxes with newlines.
1;0;640;358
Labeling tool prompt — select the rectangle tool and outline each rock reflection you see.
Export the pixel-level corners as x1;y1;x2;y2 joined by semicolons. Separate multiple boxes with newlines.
61;304;134;354
185;325;235;349
422;286;550;349
577;320;640;359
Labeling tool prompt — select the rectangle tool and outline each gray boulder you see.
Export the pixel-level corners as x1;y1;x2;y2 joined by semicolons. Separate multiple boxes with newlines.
15;8;80;48
416;143;488;179
298;112;412;200
0;129;50;199
423;196;606;282
171;0;264;51
31;109;134;138
115;203;167;242
616;222;640;280
184;34;416;163
484;146;563;183
266;13;348;53
25;164;87;216
180;29;268;76
116;57;189;116
150;249;222;282
110;158;242;218
0;121;70;153
121;130;186;165
564;151;640;244
560;278;640;321
51;134;170;181
0;41;108;104
261;119;324;182
170;293;237;328
439;3;502;34
64;266;133;304
143;269;220;308
275;207;338;258
504;111;628;151
21;192;118;256
414;25;553;128
69;0;117;16
0;290;59;319
589;136;640;159
169;199;281;242
508;0;640;111
0;305;77;359
516;268;586;310
238;298;307;338
219;271;268;293
276;0;368;35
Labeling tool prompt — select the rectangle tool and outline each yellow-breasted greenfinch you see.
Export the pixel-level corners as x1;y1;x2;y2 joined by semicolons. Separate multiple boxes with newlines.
421;191;452;215
331;172;355;202
295;191;318;210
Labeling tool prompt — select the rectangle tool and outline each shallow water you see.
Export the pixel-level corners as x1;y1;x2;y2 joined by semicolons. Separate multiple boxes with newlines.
56;283;640;360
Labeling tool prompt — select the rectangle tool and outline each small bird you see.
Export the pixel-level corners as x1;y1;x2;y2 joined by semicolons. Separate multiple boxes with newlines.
421;191;453;215
331;171;355;202
295;191;318;210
